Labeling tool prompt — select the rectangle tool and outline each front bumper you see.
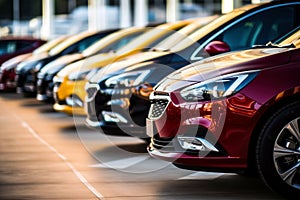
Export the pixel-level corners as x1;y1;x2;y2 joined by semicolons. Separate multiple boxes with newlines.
16;71;37;94
148;144;246;172
0;69;16;91
147;124;247;171
53;78;86;116
36;77;55;101
147;91;260;171
53;103;86;116
85;84;151;138
85;117;147;137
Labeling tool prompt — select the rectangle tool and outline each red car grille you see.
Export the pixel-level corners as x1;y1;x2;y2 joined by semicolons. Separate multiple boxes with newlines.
149;99;169;119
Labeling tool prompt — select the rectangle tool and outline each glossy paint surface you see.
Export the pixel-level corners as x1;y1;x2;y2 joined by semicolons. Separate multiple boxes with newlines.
148;47;300;171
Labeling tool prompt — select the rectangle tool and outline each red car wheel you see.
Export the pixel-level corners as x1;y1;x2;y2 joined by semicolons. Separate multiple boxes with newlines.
256;101;300;199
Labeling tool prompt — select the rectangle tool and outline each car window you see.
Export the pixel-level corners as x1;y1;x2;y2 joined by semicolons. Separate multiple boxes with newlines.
76;36;102;53
170;9;246;53
49;32;96;56
274;26;300;44
191;4;298;60
152;16;217;52
116;22;190;55
221;6;295;51
96;32;142;54
61;35;101;55
16;41;34;51
33;36;67;55
146;26;187;50
0;41;17;55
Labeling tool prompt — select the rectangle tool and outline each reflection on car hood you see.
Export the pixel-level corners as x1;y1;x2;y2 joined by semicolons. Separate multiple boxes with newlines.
155;47;293;92
23;52;49;62
40;53;84;75
56;52;115;78
1;53;32;70
90;51;170;83
16;52;50;70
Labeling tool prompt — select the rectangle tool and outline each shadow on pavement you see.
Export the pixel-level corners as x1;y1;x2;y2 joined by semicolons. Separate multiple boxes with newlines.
156;174;283;200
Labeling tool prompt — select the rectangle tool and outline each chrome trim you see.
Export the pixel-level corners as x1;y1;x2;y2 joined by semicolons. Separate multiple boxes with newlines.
66;96;83;107
148;146;180;158
37;94;48;101
16;87;23;94
86;118;101;128
149;91;171;101
177;136;219;152
102;111;128;123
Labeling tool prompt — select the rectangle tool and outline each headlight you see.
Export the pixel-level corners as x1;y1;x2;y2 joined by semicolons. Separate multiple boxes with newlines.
34;62;43;72
68;70;91;81
37;72;45;79
40;64;65;76
16;61;38;73
53;75;63;83
39;65;65;80
104;70;151;88
180;70;259;102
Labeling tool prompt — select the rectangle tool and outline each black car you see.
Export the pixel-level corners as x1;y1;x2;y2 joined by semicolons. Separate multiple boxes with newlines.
15;30;115;96
35;28;123;102
35;22;172;102
85;1;300;140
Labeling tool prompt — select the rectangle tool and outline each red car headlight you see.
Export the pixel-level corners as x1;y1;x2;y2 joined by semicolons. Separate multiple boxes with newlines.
180;70;259;102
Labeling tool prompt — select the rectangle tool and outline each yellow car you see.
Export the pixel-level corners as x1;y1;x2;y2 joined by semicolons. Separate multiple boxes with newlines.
52;26;149;115
53;17;215;115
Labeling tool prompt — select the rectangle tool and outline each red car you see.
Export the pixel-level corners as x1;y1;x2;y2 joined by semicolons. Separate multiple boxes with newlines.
0;36;46;65
0;36;46;91
147;28;300;198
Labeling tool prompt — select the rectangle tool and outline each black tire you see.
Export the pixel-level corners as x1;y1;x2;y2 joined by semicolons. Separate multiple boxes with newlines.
256;101;300;199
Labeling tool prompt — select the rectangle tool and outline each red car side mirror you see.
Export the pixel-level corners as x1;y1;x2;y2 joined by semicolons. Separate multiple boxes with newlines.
205;41;231;56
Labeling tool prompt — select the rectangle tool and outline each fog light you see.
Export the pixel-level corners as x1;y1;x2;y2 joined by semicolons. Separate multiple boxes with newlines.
16;87;23;94
178;136;219;152
37;94;47;101
102;111;128;123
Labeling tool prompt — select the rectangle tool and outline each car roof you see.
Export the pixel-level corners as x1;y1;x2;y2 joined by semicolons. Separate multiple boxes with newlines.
0;36;45;42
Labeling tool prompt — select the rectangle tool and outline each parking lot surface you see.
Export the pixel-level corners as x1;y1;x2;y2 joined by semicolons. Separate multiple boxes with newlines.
0;93;284;199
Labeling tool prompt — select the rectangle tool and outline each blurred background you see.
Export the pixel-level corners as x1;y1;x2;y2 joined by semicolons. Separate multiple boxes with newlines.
0;0;270;40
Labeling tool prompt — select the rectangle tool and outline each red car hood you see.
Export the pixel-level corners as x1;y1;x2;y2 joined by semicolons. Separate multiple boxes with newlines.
155;47;294;92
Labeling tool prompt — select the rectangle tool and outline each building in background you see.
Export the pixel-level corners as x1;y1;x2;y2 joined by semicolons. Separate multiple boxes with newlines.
0;0;267;39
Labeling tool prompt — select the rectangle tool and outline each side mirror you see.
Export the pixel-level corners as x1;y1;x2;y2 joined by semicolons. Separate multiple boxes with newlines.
204;41;231;56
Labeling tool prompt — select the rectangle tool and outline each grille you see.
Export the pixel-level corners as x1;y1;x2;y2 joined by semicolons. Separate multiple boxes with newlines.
149;99;169;119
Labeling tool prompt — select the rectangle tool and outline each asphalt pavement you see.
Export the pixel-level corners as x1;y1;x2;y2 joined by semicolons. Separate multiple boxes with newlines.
0;92;285;200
